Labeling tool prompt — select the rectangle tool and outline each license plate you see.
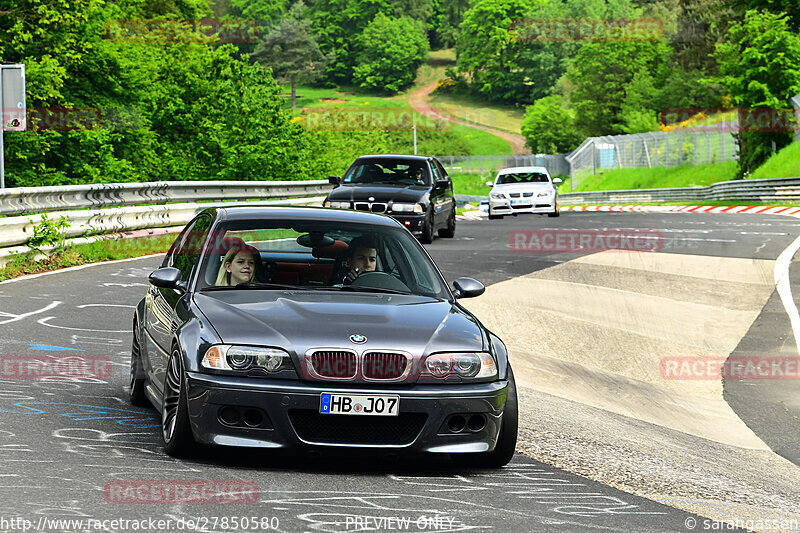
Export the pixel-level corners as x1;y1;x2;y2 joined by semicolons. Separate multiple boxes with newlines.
511;200;531;206
319;393;399;416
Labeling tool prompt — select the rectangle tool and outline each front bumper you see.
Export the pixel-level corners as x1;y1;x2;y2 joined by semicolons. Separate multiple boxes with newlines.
386;213;426;235
489;197;555;215
185;372;509;453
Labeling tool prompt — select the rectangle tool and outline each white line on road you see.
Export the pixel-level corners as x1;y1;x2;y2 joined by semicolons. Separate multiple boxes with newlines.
774;233;800;356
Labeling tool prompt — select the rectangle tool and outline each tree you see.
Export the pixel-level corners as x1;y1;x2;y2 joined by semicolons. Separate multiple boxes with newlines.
713;9;800;176
430;0;472;48
251;2;328;108
520;96;582;153
566;39;671;136
352;13;429;93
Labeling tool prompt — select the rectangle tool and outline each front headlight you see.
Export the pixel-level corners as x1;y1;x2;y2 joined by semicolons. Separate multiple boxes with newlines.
489;192;505;200
421;352;497;380
537;191;552;197
201;345;293;373
325;201;350;209
392;202;423;213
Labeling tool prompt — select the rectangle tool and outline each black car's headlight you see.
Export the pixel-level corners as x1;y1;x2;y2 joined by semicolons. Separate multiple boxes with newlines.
201;345;293;374
420;352;497;381
392;202;423;213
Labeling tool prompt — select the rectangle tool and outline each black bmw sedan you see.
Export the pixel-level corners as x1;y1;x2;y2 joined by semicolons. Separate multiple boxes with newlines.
324;155;456;244
130;206;517;467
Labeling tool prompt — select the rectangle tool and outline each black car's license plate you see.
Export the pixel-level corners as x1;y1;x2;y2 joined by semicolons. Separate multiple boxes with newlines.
319;393;399;416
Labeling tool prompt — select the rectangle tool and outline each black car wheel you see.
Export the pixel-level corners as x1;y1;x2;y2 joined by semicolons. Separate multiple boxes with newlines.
438;208;456;238
454;366;518;468
420;209;434;244
162;349;195;457
129;322;149;408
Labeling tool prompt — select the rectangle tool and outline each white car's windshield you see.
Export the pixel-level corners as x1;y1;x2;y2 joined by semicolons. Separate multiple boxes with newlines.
497;172;550;185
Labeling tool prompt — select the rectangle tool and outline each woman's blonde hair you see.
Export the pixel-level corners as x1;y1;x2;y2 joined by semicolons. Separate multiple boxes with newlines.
215;244;259;286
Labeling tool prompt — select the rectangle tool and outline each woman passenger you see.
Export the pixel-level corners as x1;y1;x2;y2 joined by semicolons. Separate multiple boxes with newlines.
215;244;259;286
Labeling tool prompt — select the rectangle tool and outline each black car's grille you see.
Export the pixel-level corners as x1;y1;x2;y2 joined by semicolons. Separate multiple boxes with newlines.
363;352;409;380
310;351;357;379
289;409;427;444
353;202;387;214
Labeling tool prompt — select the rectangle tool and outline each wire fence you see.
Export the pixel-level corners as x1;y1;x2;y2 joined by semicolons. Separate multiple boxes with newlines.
565;129;739;191
436;154;570;178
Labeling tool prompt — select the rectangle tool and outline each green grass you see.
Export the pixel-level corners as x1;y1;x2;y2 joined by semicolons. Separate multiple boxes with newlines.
750;141;800;180
447;125;512;156
567;161;738;192
450;172;494;196
430;92;525;134
286;84;511;156
0;235;176;282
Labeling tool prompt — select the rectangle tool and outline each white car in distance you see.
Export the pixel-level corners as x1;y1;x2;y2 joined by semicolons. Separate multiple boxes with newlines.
486;166;562;220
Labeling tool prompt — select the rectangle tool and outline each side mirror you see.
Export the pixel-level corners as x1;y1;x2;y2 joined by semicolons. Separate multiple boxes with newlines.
485;181;493;187
436;178;449;188
149;267;186;291
328;176;341;185
553;178;563;184
452;277;485;299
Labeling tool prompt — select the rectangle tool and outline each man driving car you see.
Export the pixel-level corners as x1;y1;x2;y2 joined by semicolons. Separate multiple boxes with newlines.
343;236;378;284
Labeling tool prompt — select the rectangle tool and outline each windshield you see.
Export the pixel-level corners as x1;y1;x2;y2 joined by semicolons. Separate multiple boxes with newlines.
197;219;449;299
497;172;551;185
342;159;430;186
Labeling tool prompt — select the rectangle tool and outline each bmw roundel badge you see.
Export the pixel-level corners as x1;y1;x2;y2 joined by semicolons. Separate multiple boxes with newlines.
349;334;367;344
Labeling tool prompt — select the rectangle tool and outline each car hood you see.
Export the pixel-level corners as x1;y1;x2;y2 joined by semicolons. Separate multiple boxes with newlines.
194;291;485;357
493;183;554;194
328;184;428;203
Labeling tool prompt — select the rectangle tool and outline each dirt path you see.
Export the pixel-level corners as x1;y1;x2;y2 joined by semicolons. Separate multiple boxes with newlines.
407;81;531;155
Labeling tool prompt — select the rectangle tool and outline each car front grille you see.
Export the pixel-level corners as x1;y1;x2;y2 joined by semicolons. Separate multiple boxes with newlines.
289;409;427;445
309;351;357;379
509;193;521;198
363;352;410;380
523;192;534;197
354;202;387;214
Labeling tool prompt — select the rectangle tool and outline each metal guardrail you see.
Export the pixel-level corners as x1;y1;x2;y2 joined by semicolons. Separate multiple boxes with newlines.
0;180;331;216
0;180;332;250
558;176;800;205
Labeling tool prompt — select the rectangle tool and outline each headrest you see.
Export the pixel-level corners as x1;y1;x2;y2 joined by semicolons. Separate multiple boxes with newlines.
312;239;348;259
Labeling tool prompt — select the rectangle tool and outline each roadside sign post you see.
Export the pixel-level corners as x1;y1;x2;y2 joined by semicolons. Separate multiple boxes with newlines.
1;64;27;189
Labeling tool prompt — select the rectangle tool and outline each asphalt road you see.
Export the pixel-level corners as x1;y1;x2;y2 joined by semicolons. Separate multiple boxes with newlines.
1;210;796;532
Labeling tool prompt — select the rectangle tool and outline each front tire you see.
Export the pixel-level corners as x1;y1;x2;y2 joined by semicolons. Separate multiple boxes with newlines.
420;209;434;244
438;208;456;238
454;366;518;468
547;200;560;218
162;349;196;457
129;322;149;408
